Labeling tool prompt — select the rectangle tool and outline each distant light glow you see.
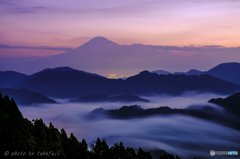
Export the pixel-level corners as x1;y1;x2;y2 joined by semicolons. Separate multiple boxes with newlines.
108;74;118;79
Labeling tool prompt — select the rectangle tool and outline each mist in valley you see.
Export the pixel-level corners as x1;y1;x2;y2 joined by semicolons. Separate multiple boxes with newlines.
18;93;240;159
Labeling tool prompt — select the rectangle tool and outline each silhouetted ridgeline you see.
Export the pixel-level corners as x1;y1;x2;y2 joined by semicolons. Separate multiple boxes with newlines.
0;71;28;88
87;104;240;131
70;94;150;103
208;92;240;116
0;88;56;105
14;68;240;98
153;62;240;86
207;63;240;86
0;93;188;159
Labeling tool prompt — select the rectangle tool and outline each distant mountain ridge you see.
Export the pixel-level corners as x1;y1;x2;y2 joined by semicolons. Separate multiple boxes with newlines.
2;36;240;77
13;68;240;98
86;92;240;131
87;104;240;130
152;69;205;76
151;70;171;75
70;94;150;103
17;68;111;98
186;69;204;76
27;66;103;79
79;36;120;49
0;67;104;90
207;62;240;86
2;63;240;98
152;62;240;86
0;71;28;88
0;88;56;105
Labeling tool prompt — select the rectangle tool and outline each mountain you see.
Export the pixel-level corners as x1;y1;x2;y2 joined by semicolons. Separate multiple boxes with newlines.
151;70;171;75
79;36;120;49
86;105;199;119
172;71;187;75
16;68;240;98
152;69;204;76
186;69;204;76
1;37;124;76
208;92;240;116
27;66;103;79
152;63;240;86
206;62;240;86
2;36;240;77
0;71;28;88
70;94;149;103
0;88;56;105
17;68;112;98
125;70;240;95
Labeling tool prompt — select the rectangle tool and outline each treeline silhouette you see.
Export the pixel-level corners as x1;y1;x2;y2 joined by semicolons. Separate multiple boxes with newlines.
0;93;193;159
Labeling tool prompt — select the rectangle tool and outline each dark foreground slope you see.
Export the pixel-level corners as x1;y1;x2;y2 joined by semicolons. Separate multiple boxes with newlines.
0;93;185;159
17;68;240;98
0;88;56;105
0;93;88;159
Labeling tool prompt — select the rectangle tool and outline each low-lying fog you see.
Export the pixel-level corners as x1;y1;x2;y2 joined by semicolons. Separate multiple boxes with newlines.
19;93;240;159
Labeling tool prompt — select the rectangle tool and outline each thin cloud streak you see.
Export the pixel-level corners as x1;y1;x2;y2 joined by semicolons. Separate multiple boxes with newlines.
1;40;240;76
0;44;73;51
1;0;240;47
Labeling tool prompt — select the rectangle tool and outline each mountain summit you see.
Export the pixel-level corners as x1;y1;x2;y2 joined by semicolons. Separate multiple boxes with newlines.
79;36;120;49
206;62;240;86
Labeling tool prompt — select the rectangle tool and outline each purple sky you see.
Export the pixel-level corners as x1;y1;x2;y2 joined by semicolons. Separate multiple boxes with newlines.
1;0;240;48
0;0;240;76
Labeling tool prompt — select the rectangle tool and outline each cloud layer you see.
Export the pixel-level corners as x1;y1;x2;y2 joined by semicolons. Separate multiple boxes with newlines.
18;94;240;159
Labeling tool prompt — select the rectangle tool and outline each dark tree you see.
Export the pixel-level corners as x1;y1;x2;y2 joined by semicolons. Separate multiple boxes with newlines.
1;92;187;159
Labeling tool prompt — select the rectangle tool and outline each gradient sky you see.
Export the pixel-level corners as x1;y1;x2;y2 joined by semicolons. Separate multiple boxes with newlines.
1;0;240;50
1;0;240;76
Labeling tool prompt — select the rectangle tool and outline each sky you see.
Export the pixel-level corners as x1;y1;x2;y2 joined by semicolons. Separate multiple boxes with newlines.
1;0;240;76
1;0;240;48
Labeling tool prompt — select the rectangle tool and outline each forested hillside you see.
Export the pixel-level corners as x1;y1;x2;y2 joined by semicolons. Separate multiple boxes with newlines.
0;92;184;159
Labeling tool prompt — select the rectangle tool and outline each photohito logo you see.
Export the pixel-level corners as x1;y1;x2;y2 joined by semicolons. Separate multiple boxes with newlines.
210;150;238;156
